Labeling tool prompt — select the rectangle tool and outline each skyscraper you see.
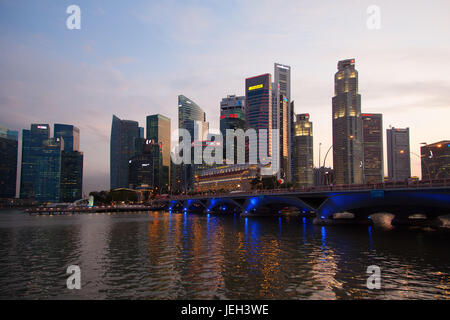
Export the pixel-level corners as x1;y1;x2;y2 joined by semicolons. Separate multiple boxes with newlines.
20;124;50;199
245;73;272;160
220;95;246;163
60;150;83;202
54;124;83;201
293;114;313;187
273;63;291;131
362;113;384;183
0;125;18;198
387;127;411;181
110;115;139;190
332;59;364;185
279;95;291;181
273;64;293;181
129;139;157;189
35;137;63;202
420;141;450;180
146;114;171;192
177;95;209;191
54;124;80;152
220;95;246;135
178;95;209;135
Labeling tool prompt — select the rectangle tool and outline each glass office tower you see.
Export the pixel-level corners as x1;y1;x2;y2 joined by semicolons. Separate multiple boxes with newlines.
146;114;171;192
54;124;83;201
60;151;83;202
54;124;80;152
177;95;209;192
0;125;18;198
362;113;384;183
220;95;246;135
332;59;364;185
273;63;291;131
35;138;63;202
110;115;139;190
220;95;246;164
178;95;208;133
279;95;291;181
129;139;158;189
245;73;272;159
293;114;313;187
20;124;50;199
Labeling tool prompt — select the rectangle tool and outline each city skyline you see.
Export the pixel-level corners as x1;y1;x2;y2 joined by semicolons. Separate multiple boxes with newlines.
1;1;450;194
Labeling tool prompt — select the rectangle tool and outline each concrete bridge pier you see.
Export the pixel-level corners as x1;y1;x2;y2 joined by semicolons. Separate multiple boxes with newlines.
391;215;444;228
313;216;374;226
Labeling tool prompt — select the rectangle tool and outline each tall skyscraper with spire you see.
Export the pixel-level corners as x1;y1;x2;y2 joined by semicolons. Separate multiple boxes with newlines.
332;59;364;185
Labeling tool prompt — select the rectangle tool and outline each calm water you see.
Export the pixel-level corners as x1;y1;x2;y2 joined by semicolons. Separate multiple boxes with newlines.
0;209;449;300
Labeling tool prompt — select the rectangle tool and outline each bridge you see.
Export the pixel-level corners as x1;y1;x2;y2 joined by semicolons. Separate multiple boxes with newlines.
153;179;450;226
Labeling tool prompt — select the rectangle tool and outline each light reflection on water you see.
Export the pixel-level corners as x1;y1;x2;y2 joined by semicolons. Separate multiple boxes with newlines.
0;209;449;300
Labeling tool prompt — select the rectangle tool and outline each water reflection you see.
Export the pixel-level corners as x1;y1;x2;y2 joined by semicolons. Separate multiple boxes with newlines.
0;210;448;299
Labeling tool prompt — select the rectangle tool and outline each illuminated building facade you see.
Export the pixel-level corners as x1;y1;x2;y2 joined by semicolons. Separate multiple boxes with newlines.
0;125;18;198
20;124;50;199
387;127;411;181
293;114;313;186
420;140;450;180
194;164;260;193
362;113;384;183
245;73;272;159
332;59;364;185
146;114;171;192
110;115;140;190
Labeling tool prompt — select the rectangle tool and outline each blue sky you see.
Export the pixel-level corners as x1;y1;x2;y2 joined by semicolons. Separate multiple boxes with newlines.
1;0;450;194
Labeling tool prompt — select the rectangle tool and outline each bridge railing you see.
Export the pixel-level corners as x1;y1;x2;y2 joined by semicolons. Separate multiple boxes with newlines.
162;178;450;201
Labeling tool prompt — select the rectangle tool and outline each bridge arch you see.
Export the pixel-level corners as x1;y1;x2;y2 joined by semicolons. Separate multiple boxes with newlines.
242;195;314;215
206;198;243;214
316;189;450;222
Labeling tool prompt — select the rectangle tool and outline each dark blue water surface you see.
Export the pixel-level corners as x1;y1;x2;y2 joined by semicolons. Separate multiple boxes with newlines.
0;210;449;299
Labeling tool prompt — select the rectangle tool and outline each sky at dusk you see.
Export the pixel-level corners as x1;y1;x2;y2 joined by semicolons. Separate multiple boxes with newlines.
1;0;449;195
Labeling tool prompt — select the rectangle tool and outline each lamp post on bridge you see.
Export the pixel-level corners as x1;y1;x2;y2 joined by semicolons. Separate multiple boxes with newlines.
322;145;333;186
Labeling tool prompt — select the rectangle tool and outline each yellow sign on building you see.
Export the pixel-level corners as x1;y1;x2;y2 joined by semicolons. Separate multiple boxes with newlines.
248;84;263;91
